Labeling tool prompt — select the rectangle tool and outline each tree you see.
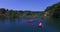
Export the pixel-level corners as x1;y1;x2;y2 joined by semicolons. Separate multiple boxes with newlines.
0;8;6;14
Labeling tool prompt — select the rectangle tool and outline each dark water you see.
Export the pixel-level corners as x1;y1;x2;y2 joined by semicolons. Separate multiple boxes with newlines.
0;18;59;32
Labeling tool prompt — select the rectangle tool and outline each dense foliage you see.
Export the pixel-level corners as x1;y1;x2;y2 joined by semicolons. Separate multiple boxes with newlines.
45;2;60;18
0;8;43;18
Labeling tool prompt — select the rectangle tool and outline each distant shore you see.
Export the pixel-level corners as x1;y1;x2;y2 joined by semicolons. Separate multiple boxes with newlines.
0;8;45;19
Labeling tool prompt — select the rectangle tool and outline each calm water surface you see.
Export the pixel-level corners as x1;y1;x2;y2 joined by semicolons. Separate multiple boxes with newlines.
0;18;59;32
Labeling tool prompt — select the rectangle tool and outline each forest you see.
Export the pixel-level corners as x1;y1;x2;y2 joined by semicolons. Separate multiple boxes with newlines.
0;2;60;19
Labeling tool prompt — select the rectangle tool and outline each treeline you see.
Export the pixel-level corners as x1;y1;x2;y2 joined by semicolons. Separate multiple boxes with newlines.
0;2;60;18
44;2;60;18
0;8;43;18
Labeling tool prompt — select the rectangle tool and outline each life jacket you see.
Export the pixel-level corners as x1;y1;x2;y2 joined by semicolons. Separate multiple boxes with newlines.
38;22;43;27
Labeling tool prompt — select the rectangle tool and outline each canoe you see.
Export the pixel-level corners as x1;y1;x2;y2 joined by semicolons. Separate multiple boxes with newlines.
27;19;35;23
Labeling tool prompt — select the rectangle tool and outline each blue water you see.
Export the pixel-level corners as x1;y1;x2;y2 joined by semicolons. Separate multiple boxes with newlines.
0;18;59;32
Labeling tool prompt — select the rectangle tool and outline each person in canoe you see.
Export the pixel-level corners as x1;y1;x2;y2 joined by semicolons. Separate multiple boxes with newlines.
38;22;43;28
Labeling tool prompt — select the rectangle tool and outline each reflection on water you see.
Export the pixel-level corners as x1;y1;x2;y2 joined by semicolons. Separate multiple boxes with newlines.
0;18;60;32
0;18;5;24
46;18;60;30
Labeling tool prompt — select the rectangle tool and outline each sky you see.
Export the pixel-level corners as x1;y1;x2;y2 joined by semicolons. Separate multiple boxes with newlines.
0;0;60;11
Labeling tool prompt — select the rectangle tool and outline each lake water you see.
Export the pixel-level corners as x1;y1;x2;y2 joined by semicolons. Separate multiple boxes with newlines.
0;18;60;32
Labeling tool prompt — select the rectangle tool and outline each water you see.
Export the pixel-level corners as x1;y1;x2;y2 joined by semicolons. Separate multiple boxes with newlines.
0;18;59;32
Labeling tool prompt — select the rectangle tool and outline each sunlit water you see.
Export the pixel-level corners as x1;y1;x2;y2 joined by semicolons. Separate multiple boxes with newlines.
0;18;59;32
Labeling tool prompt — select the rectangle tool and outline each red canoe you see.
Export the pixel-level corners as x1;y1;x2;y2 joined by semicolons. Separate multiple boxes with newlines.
27;19;35;23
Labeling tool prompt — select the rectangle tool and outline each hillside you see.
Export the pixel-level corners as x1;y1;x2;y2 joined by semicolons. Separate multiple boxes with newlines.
44;2;60;18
